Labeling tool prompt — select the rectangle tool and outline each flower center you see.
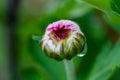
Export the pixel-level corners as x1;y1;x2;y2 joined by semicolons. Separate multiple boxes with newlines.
51;27;71;41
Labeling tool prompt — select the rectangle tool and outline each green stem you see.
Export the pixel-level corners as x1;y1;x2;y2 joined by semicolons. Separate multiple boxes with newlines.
64;59;76;80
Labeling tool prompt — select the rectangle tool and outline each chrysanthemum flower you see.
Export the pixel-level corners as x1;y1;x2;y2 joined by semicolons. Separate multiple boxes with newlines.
41;20;86;61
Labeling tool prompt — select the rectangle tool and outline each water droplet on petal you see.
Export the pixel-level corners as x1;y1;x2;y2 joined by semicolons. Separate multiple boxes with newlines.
77;43;87;57
77;53;86;57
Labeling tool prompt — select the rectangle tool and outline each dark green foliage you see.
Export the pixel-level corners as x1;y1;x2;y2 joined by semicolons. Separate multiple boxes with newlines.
111;0;120;15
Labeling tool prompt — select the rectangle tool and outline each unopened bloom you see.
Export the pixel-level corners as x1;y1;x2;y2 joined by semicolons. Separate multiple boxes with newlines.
41;20;86;61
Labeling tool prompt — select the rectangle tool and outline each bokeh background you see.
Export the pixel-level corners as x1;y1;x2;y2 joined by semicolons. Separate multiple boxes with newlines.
0;0;120;80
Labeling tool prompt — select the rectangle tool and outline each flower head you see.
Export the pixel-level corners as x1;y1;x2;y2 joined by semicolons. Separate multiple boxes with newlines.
41;20;86;61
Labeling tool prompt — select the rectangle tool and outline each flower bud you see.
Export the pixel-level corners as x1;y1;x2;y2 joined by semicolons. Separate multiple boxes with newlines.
41;20;86;61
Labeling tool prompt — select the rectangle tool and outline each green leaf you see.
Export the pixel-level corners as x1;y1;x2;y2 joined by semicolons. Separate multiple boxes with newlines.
82;0;120;26
88;39;120;80
104;14;120;34
111;0;120;15
82;0;111;12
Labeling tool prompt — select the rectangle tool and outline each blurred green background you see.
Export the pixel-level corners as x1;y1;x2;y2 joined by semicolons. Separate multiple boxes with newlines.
0;0;120;80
